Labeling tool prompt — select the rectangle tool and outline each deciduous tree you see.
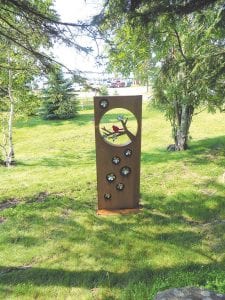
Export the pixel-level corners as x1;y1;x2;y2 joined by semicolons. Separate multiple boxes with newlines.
0;44;40;166
98;0;225;150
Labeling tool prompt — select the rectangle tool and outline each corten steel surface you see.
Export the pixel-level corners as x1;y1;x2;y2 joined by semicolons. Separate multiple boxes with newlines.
97;208;141;216
94;95;142;212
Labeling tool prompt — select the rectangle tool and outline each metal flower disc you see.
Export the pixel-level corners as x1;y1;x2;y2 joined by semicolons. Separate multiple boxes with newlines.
120;166;131;177
116;183;125;191
112;156;121;165
106;173;116;182
104;193;112;200
99;99;109;109
124;148;132;157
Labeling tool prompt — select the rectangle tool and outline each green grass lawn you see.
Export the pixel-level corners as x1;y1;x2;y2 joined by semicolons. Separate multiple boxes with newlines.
0;104;225;299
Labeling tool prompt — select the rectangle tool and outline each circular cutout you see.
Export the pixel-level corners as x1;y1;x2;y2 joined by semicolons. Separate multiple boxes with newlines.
99;108;138;146
106;173;116;183
120;166;131;177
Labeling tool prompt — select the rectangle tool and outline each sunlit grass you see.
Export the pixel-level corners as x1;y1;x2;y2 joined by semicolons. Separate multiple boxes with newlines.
0;104;225;299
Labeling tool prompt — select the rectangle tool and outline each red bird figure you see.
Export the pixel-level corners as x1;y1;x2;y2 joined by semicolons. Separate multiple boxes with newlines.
112;125;123;133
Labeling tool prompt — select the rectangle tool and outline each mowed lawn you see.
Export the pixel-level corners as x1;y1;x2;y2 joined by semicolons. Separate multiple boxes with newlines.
0;104;225;299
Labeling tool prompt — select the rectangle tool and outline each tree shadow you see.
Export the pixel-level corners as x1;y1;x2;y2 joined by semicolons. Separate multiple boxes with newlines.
2;236;42;247
75;113;95;126
15;113;95;129
1;189;225;297
142;135;225;167
14;108;149;129
15;117;68;129
0;261;224;289
142;189;225;224
16;151;96;168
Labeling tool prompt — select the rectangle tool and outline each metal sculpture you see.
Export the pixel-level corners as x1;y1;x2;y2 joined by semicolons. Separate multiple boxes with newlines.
94;95;142;214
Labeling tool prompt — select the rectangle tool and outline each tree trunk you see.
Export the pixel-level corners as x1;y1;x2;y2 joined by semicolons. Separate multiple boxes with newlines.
174;104;194;151
5;67;15;167
0;117;8;164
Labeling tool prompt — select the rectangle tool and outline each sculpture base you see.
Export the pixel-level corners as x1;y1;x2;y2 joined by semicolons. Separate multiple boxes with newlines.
97;206;142;216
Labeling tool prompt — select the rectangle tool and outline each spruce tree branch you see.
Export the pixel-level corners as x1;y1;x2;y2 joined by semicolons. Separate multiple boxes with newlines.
0;29;83;75
0;29;52;66
0;15;27;37
172;0;218;15
0;64;28;71
133;0;218;20
3;0;90;28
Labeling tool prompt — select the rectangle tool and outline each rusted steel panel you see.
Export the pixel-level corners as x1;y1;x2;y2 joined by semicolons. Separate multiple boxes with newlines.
94;95;142;212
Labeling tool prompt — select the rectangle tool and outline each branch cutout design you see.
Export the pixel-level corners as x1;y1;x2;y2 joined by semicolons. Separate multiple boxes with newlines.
99;108;138;146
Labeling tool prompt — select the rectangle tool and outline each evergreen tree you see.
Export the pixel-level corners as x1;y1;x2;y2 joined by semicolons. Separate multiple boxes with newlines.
0;0;91;70
40;68;78;120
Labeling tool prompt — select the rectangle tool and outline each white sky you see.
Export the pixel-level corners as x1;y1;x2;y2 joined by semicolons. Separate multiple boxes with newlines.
54;0;100;22
53;0;105;75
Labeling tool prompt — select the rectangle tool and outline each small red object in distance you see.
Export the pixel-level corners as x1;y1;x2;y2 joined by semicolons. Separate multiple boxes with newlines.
112;125;123;133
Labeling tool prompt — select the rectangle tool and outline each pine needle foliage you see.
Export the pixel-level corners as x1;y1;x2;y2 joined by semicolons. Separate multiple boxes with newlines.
40;68;78;120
